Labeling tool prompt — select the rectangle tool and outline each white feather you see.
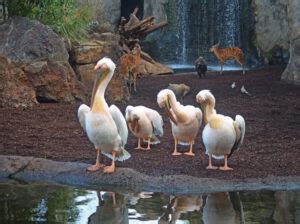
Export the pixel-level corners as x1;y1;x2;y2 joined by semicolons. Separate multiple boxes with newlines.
77;104;90;132
109;105;128;147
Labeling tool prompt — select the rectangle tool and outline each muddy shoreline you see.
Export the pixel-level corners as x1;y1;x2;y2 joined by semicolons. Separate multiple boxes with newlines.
0;155;299;194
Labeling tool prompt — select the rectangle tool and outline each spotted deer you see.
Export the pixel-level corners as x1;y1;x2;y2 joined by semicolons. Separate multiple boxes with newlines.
210;43;245;75
120;44;142;92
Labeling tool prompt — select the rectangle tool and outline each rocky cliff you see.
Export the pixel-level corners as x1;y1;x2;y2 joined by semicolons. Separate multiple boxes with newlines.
0;17;85;108
254;0;300;84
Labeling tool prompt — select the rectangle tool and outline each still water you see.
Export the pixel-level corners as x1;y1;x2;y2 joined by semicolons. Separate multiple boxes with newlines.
0;183;299;223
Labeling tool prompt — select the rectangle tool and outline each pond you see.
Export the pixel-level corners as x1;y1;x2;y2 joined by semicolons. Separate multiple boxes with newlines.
0;182;299;223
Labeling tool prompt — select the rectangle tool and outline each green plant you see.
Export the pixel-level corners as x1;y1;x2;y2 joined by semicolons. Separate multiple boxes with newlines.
7;0;91;41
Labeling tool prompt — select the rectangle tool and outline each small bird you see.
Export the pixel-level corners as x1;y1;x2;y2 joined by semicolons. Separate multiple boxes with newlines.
167;83;190;103
77;57;130;174
231;82;236;89
125;105;163;150
196;90;245;170
157;89;202;156
240;85;251;96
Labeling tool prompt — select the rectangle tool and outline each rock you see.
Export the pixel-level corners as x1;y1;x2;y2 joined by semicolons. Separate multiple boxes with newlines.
139;59;173;76
71;41;104;64
0;17;85;107
72;33;129;102
254;0;300;84
254;0;289;52
281;0;300;84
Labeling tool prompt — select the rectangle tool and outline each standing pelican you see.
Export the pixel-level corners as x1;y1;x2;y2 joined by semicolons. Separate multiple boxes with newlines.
77;57;130;173
157;89;202;156
196;90;245;171
125;105;163;150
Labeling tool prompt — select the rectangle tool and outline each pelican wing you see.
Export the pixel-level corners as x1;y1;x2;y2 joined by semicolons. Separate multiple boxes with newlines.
109;105;128;147
229;115;246;158
77;104;90;132
195;107;203;126
144;109;163;137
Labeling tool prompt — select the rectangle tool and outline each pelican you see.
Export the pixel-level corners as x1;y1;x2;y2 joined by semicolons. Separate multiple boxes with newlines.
77;57;130;173
157;89;202;156
196;90;245;171
203;192;242;224
159;195;202;223
125;105;163;150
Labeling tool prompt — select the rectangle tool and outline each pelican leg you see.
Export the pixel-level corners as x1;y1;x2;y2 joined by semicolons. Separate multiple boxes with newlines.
146;137;151;150
220;155;233;171
103;152;116;173
172;138;182;156
87;148;105;172
135;138;144;150
184;141;195;156
206;153;218;170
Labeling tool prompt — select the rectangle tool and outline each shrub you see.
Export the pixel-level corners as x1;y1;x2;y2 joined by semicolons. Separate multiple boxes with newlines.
7;0;91;41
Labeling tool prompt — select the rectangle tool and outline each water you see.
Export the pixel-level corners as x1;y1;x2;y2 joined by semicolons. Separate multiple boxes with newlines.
143;0;258;66
0;183;299;223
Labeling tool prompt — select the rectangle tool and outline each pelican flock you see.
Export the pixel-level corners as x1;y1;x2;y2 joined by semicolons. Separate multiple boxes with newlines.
125;105;163;150
78;57;130;173
77;57;246;173
157;89;202;156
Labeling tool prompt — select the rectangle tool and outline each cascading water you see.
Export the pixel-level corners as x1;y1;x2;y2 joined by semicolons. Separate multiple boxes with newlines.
178;0;188;64
142;0;258;70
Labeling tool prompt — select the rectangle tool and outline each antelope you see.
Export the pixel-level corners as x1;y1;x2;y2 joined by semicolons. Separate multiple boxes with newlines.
120;44;142;92
210;43;245;75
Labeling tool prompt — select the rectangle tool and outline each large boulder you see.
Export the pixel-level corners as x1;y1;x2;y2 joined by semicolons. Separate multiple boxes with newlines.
281;0;300;84
254;0;300;84
72;34;130;102
0;17;85;107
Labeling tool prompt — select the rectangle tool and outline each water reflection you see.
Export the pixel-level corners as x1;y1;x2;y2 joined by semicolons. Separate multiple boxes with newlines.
0;183;299;223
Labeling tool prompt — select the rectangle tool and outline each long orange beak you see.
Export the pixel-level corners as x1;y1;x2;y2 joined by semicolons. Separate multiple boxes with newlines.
164;99;177;125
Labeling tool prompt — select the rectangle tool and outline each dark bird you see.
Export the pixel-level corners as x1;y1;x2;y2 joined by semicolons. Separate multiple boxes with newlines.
195;56;207;78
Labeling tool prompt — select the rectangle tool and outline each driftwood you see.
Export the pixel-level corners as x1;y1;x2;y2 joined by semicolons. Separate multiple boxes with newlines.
119;7;168;64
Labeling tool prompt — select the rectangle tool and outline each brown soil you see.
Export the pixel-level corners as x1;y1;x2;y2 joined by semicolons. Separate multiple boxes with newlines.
0;65;299;180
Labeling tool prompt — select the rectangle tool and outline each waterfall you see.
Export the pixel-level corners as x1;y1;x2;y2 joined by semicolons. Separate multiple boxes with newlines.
178;0;188;64
143;0;257;69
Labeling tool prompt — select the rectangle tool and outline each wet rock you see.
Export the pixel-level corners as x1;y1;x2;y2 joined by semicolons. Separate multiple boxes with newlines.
0;17;85;108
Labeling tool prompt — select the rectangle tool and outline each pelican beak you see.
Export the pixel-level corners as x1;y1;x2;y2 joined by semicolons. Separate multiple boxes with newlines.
164;97;178;125
91;65;109;107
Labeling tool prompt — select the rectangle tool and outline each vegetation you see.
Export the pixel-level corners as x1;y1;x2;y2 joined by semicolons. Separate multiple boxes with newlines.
7;0;91;41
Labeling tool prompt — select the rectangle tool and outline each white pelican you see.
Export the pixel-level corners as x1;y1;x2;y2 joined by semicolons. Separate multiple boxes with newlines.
157;89;202;156
77;57;130;173
203;192;241;224
196;90;245;171
125;105;163;150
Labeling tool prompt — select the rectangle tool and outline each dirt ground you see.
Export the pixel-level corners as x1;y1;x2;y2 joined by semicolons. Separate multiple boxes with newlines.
0;65;299;180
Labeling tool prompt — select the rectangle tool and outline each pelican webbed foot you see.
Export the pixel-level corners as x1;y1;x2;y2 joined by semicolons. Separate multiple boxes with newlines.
103;152;116;174
135;138;145;150
103;165;115;173
184;152;195;156
87;148;104;172
206;165;218;170
219;166;233;171
184;141;195;156
206;153;218;170
87;163;104;172
172;151;182;156
219;154;233;171
172;139;182;155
